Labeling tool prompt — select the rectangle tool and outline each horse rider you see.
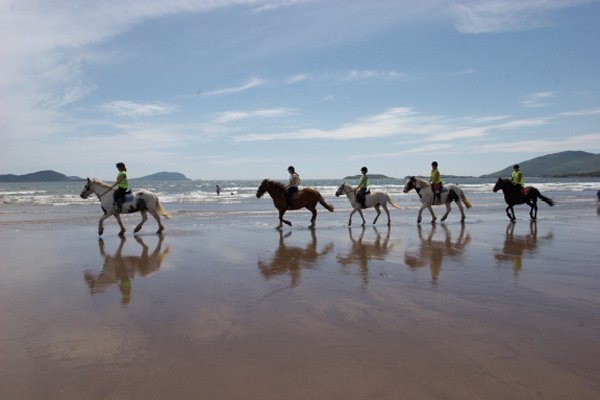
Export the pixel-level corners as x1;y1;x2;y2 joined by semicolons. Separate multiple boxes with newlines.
358;166;368;209
285;165;301;209
112;162;129;212
429;161;443;204
512;164;526;196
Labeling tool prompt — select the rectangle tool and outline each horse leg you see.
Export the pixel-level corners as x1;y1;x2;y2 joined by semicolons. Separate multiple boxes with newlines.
417;205;425;224
529;200;538;221
441;202;451;222
372;205;381;225
308;206;317;229
278;209;291;228
358;208;366;226
383;204;391;226
428;206;436;224
114;213;126;237
506;205;515;221
135;210;148;233
457;201;465;222
98;213;111;236
148;209;165;234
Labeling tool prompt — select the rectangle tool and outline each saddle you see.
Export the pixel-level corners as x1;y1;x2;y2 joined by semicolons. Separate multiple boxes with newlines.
124;192;134;203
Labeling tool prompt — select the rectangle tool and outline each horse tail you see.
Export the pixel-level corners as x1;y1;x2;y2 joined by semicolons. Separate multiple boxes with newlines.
155;196;172;219
386;194;402;209
458;189;472;209
538;192;554;207
319;195;334;212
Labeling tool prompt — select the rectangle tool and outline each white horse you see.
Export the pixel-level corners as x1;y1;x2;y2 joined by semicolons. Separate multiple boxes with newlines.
80;178;172;236
403;176;472;223
335;183;401;226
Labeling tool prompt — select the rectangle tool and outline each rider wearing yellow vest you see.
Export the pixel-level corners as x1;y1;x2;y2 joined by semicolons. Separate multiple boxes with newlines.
429;161;442;203
113;162;128;212
512;164;525;196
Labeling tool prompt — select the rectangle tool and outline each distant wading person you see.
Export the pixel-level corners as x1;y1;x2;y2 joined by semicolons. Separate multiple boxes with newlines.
112;162;128;212
285;166;301;210
429;161;443;204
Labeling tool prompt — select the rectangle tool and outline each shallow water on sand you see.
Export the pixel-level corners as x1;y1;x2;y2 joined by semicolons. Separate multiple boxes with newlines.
0;200;599;399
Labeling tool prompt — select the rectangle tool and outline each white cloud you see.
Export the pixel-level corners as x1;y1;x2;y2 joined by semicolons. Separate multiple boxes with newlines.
450;0;591;34
344;70;408;81
201;78;267;96
102;101;178;117
213;108;297;123
519;91;555;108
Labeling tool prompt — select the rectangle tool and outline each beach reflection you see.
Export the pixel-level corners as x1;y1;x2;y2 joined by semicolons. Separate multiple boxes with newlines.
258;229;334;287
84;235;172;305
494;221;554;278
337;226;393;286
404;223;471;283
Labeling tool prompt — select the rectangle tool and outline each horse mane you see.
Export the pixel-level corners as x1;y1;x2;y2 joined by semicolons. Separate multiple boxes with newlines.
266;179;286;191
91;178;113;189
413;177;429;188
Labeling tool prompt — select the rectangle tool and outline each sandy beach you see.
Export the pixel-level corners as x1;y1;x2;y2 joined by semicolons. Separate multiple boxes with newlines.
1;201;599;400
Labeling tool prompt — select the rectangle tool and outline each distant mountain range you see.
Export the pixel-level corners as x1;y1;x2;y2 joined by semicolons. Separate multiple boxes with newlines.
480;151;600;178
0;170;191;182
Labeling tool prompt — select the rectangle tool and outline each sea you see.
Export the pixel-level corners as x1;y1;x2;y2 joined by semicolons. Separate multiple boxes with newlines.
1;177;598;221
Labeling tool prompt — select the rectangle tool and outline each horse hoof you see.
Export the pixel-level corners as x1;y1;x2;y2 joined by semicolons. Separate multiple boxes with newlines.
134;227;141;233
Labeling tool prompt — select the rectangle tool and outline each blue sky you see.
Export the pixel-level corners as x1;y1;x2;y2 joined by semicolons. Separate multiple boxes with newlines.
1;0;600;180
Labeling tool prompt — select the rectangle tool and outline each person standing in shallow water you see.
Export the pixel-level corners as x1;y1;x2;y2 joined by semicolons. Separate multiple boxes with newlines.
358;166;368;209
285;166;300;210
112;162;128;213
429;161;442;204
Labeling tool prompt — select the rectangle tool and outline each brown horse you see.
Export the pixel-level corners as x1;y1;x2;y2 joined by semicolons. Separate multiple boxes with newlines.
256;179;334;228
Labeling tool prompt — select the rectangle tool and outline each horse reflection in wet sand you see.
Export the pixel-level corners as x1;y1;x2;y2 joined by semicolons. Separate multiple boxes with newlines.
404;223;471;284
258;229;334;288
337;226;393;286
494;221;553;280
84;235;171;305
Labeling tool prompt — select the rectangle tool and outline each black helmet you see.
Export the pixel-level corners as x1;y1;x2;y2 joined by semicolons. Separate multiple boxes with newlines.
288;165;295;172
513;164;520;169
360;166;368;173
116;162;126;168
431;161;438;167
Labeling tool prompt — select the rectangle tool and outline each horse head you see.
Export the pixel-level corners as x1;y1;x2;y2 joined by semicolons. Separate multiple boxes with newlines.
335;182;347;197
256;179;269;198
80;178;93;199
492;177;504;193
403;176;416;193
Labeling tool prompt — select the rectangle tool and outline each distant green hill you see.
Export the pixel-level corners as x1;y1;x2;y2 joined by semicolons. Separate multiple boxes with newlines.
132;171;190;181
0;170;190;182
343;174;392;180
481;151;600;178
0;170;83;182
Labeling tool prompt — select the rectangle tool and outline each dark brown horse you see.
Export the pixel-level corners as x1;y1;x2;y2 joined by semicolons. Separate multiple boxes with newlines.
493;178;554;221
256;179;334;228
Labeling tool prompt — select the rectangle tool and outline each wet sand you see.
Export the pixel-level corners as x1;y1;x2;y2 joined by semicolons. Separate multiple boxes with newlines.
0;205;599;399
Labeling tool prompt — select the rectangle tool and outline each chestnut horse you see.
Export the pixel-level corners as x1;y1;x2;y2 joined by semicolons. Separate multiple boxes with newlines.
256;179;334;228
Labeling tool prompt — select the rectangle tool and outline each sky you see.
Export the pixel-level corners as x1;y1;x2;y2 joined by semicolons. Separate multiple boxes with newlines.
1;0;600;180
